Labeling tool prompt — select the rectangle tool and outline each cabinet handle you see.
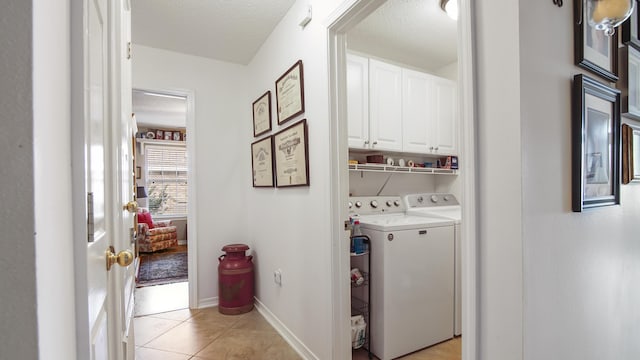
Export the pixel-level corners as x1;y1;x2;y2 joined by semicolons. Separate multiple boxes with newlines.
373;141;378;145
434;146;439;150
429;146;434;150
364;140;370;145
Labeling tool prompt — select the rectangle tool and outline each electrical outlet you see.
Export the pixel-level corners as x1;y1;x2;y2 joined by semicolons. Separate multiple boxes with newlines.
273;269;282;286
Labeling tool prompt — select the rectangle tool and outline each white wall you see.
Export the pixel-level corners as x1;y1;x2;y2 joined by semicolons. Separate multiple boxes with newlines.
132;45;249;305
244;1;342;358
474;0;523;359
0;2;40;359
33;0;78;359
519;2;640;359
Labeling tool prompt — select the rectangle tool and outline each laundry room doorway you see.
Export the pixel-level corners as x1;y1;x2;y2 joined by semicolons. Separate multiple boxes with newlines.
327;0;478;359
132;88;198;315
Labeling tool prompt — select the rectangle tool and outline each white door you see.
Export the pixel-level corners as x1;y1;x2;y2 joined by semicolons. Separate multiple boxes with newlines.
347;53;370;149
369;59;403;151
74;0;133;359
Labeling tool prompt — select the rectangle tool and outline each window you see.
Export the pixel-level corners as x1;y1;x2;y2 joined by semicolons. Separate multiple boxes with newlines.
144;144;187;217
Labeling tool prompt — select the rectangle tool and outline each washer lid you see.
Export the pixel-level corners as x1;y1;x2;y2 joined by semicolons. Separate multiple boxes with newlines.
357;213;454;231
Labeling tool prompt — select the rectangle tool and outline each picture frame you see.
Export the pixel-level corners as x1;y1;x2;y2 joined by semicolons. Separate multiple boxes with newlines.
136;166;141;180
275;60;305;125
572;74;621;211
574;0;619;82
252;91;272;137
173;131;181;141
155;129;164;140
622;123;640;184
618;46;640;120
163;131;172;141
273;119;309;187
251;136;274;187
182;132;187;141
621;0;640;50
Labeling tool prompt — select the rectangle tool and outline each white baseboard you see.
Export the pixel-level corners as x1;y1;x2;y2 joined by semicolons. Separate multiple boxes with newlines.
197;296;218;309
254;298;319;360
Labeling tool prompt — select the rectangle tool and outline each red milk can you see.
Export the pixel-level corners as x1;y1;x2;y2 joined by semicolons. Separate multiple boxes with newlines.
218;244;254;314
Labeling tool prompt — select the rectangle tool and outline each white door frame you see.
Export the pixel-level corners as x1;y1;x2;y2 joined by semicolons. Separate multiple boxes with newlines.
326;1;478;358
132;87;198;309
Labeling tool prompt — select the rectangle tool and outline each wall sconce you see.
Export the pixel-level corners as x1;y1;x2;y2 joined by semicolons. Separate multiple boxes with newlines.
585;0;635;36
440;0;458;20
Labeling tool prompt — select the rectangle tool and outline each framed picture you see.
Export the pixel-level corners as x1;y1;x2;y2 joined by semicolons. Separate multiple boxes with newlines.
621;0;640;50
251;136;274;187
574;0;619;82
618;46;640;120
572;74;621;211
156;129;164;140
275;60;305;125
622;123;640;184
252;91;272;137
182;132;187;141
163;131;172;141
136;166;141;179
273;119;309;187
173;131;181;141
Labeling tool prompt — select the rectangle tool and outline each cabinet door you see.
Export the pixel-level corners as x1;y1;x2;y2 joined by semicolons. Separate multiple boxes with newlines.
369;59;403;152
433;78;457;155
347;54;370;149
402;69;434;154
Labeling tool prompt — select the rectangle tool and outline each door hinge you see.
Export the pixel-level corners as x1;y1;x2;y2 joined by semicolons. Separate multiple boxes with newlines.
87;192;95;242
127;42;132;60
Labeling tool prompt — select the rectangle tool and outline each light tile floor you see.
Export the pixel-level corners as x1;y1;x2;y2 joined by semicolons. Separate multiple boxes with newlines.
134;307;301;360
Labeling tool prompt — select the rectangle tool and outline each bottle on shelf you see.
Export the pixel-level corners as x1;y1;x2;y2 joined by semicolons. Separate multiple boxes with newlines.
351;220;367;254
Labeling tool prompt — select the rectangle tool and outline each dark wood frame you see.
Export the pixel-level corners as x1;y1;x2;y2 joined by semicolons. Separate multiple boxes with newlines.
574;0;619;82
618;46;640;120
273;119;309;187
572;74;621;211
621;0;640;50
622;123;640;184
251;136;274;188
275;60;305;125
252;91;272;137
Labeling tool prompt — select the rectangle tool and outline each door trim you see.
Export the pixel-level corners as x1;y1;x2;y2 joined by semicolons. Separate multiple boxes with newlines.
326;0;478;358
132;87;198;309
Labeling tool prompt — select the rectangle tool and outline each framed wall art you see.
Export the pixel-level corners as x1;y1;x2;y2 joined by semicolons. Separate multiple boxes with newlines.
621;0;640;50
252;91;272;137
622;123;640;184
572;74;621;211
275;60;305;125
574;0;619;82
273;119;309;187
251;136;274;187
618;46;640;119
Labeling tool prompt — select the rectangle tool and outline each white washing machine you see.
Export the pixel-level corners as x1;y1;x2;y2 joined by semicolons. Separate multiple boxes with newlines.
350;196;455;360
405;193;462;336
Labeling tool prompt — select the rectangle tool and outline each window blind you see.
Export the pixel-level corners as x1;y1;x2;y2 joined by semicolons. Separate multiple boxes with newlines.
144;144;188;217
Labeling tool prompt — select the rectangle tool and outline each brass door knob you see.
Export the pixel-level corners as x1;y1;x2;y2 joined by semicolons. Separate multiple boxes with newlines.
123;200;138;213
106;246;134;271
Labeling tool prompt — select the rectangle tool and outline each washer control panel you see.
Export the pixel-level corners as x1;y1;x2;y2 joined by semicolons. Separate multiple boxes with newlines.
406;193;459;208
349;196;405;215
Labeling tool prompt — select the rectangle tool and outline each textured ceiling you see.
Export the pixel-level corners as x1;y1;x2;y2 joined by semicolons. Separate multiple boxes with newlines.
132;0;296;65
348;0;458;71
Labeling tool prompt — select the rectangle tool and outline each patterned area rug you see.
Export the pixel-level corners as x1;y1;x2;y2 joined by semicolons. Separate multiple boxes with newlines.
137;251;188;287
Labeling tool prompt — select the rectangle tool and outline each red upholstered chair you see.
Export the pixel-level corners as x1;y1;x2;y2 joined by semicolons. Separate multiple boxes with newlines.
137;208;178;252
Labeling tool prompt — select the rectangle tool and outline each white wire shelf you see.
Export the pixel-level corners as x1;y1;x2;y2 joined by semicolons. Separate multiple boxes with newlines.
348;163;458;175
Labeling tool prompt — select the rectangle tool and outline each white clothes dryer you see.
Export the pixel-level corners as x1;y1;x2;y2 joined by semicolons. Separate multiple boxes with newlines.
405;193;462;336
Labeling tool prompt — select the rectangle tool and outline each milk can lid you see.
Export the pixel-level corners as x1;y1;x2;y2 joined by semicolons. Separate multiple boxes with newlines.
222;244;250;252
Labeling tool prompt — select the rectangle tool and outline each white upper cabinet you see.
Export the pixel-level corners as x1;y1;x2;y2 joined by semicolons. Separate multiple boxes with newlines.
432;78;457;155
346;54;457;155
369;59;403;152
402;69;434;153
347;54;370;149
